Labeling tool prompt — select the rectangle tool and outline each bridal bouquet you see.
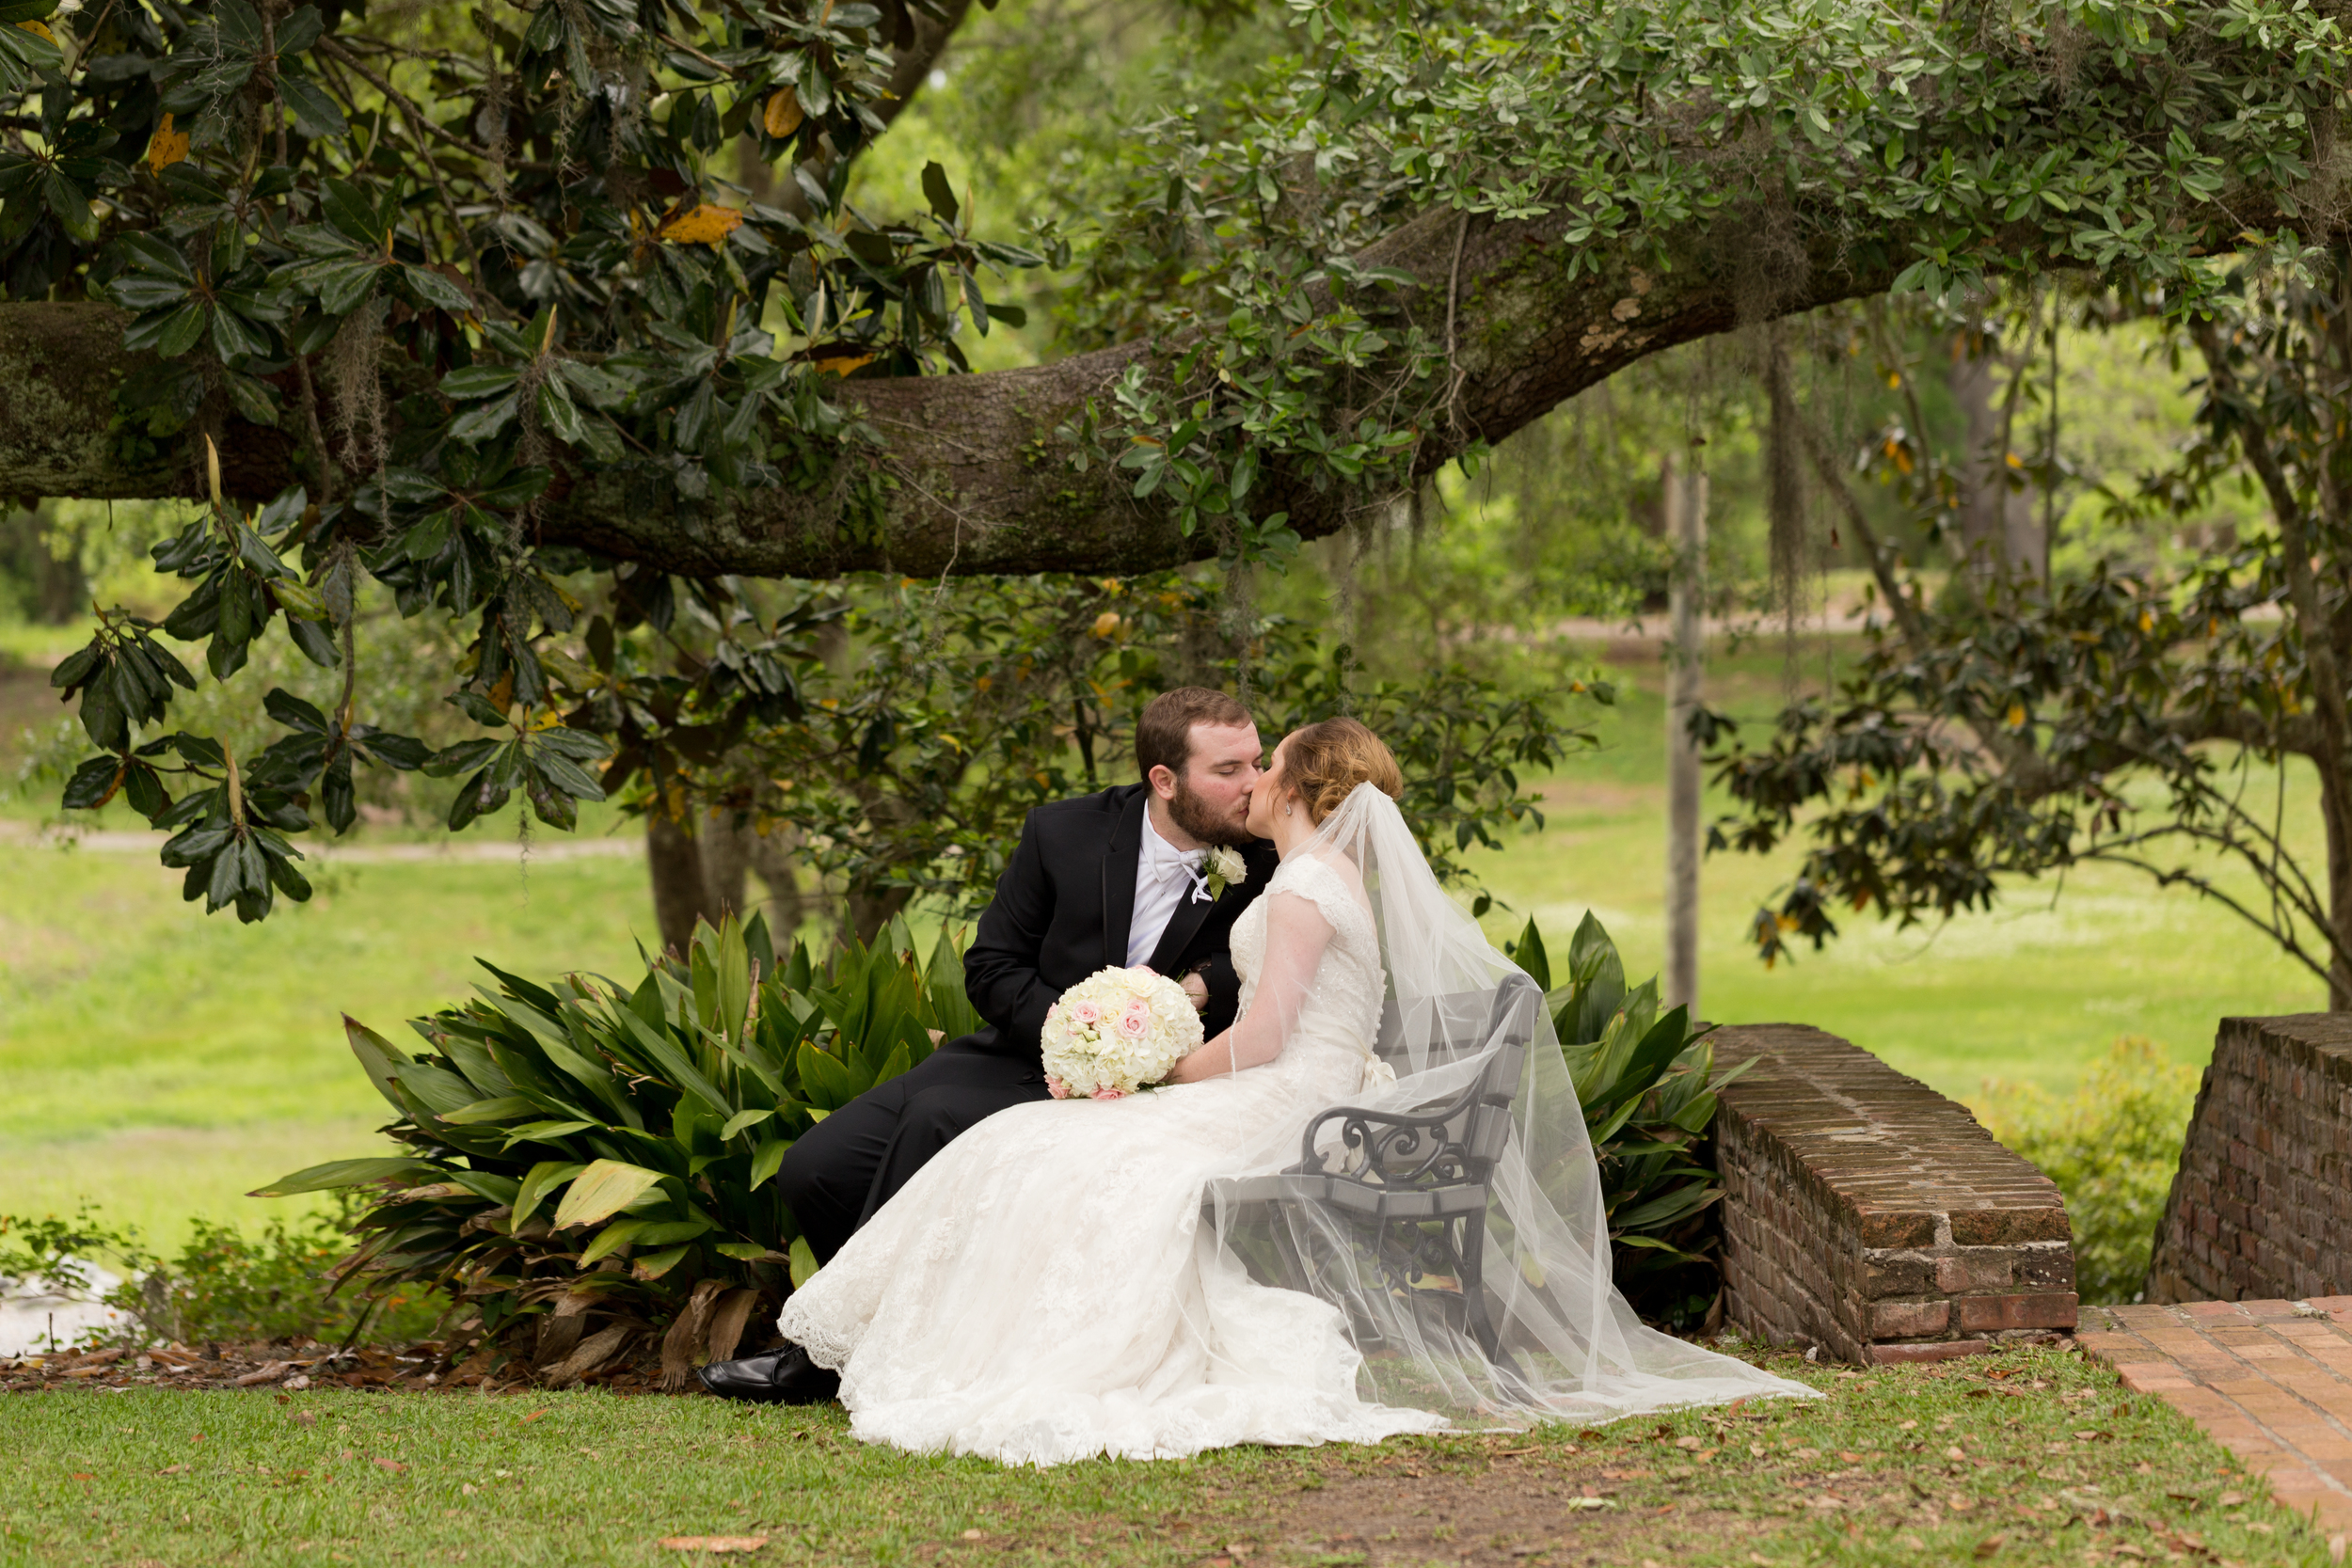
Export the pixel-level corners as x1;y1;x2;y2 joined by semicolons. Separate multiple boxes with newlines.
1041;967;1203;1099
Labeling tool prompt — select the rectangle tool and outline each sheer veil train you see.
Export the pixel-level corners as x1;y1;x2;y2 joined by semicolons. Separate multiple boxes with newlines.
1203;782;1812;1422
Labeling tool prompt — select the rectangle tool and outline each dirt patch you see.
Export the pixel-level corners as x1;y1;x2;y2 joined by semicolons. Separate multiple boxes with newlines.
1189;1443;1759;1567
1;1340;668;1396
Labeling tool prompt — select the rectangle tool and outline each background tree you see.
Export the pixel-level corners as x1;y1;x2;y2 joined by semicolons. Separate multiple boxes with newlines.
0;0;2334;921
1709;250;2352;1007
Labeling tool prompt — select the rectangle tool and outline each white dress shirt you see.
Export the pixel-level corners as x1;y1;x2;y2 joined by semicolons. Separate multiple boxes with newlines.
1127;808;1210;968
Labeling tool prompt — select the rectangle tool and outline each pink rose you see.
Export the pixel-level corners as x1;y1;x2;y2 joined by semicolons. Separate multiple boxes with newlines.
1118;1005;1151;1038
1070;1000;1102;1026
1091;1085;1129;1101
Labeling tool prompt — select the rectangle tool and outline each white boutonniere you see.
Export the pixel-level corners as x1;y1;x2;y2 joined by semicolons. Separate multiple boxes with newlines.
1203;846;1248;898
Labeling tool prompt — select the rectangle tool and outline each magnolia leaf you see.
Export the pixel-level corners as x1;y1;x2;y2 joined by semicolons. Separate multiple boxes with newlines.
658;203;743;246
787;1235;819;1288
147;114;189;174
762;87;803;138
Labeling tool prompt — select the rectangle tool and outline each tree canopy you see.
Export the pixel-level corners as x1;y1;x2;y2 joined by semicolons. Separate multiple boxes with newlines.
0;0;2338;918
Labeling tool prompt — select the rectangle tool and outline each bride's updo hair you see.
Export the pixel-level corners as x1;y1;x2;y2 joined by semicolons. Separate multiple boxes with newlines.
1282;717;1404;824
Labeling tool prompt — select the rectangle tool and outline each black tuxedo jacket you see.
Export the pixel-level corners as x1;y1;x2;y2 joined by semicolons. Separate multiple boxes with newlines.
959;783;1280;1068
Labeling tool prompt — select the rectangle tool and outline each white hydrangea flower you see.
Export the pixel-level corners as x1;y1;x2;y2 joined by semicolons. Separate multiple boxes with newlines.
1040;965;1204;1098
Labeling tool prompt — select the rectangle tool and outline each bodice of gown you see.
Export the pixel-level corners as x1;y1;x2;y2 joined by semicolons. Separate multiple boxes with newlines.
1226;851;1386;1099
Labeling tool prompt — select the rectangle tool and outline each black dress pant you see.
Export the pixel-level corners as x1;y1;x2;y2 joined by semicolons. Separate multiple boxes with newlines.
774;1034;1051;1264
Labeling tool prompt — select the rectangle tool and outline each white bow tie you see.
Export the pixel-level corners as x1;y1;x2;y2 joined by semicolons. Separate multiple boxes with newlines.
1148;847;1213;900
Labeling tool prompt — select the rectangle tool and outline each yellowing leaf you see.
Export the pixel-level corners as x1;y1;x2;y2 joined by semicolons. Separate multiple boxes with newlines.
763;87;803;138
657;203;744;246
2005;702;2026;729
1091;610;1121;638
18;18;54;41
2004;451;2024;469
550;1158;667;1229
810;352;875;377
2138;610;2153;632
149;114;190;175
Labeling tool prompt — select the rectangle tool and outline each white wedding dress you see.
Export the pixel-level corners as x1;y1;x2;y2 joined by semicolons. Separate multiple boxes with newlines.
777;851;1450;1465
778;785;1813;1465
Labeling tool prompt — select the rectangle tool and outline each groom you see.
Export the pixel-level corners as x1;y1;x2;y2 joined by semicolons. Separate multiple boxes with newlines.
700;687;1280;1403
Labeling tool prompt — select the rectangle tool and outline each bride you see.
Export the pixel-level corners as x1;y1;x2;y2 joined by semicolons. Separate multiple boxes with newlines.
777;717;1811;1465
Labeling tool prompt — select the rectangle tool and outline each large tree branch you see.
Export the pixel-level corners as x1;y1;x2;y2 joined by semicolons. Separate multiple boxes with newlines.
0;205;1930;573
0;190;2314;578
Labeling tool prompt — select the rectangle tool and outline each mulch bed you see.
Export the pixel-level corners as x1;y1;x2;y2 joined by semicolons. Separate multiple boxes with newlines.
0;1341;675;1395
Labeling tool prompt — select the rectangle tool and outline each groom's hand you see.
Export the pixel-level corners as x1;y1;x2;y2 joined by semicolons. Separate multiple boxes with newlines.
1179;972;1209;1011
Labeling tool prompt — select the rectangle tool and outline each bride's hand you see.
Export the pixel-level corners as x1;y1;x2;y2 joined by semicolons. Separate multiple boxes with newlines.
1046;1074;1071;1099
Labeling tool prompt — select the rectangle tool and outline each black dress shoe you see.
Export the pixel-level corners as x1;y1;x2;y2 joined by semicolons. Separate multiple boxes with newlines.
695;1343;840;1405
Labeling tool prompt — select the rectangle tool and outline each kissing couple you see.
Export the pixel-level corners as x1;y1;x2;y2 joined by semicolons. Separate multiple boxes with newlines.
699;688;1809;1463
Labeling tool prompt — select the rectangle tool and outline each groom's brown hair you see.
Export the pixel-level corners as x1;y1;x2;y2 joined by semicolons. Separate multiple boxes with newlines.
1136;688;1251;781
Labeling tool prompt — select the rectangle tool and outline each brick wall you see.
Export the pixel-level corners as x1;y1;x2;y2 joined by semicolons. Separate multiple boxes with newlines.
1712;1023;2078;1365
2147;1014;2352;1304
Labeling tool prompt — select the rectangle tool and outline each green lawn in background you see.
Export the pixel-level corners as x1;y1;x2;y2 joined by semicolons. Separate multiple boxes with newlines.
0;836;655;1248
0;629;2323;1247
1470;633;2321;1097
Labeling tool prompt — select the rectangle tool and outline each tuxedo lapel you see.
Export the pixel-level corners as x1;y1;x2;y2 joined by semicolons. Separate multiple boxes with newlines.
1146;879;1218;974
1101;789;1145;970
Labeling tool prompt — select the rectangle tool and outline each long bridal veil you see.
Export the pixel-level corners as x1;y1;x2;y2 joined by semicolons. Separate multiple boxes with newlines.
1204;782;1814;1422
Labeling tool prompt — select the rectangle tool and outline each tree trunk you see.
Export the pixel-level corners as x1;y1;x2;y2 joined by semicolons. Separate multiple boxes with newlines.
1948;335;2040;583
646;811;720;955
846;882;914;947
745;823;823;947
2323;769;2352;1012
698;812;753;927
1662;457;1707;1014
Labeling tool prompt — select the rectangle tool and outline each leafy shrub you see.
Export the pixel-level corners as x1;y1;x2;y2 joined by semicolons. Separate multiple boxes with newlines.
1508;911;1753;1328
0;1201;443;1349
261;912;979;1386
1977;1037;2199;1306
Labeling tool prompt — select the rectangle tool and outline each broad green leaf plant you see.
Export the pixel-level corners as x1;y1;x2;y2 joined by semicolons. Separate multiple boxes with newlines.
259;911;981;1383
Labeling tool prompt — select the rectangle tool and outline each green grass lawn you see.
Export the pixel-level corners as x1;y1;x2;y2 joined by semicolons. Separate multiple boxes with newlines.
0;829;657;1248
1469;634;2321;1099
1;1345;2330;1566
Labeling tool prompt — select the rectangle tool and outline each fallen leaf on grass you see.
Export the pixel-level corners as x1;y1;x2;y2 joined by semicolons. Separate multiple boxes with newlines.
520;1409;549;1423
1564;1497;1613;1512
2218;1491;2245;1506
960;1530;984;1541
372;1458;406;1474
658;1538;769;1554
1973;1533;2006;1559
1493;1446;1542;1457
158;1465;185;1476
71;1473;93;1481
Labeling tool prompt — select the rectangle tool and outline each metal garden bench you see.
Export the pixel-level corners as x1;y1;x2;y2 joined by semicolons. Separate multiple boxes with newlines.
1204;972;1544;1373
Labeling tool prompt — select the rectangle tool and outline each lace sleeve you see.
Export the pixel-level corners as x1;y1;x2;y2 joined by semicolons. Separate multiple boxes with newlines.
1268;853;1376;958
1171;884;1334;1079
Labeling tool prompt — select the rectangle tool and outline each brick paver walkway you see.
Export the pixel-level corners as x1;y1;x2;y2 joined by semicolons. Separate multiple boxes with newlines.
2080;1299;2352;1530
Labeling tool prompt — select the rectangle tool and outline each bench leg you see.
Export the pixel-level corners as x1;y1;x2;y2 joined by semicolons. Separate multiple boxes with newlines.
1452;1213;1536;1399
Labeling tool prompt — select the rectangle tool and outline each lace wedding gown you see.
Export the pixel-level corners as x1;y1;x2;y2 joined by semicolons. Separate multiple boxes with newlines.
777;852;1449;1465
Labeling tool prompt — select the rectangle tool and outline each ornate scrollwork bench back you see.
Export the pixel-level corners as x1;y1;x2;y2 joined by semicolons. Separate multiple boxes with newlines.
1203;972;1545;1374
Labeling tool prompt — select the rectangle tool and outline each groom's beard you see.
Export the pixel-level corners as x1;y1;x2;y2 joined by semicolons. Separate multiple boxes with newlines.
1168;775;1253;847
